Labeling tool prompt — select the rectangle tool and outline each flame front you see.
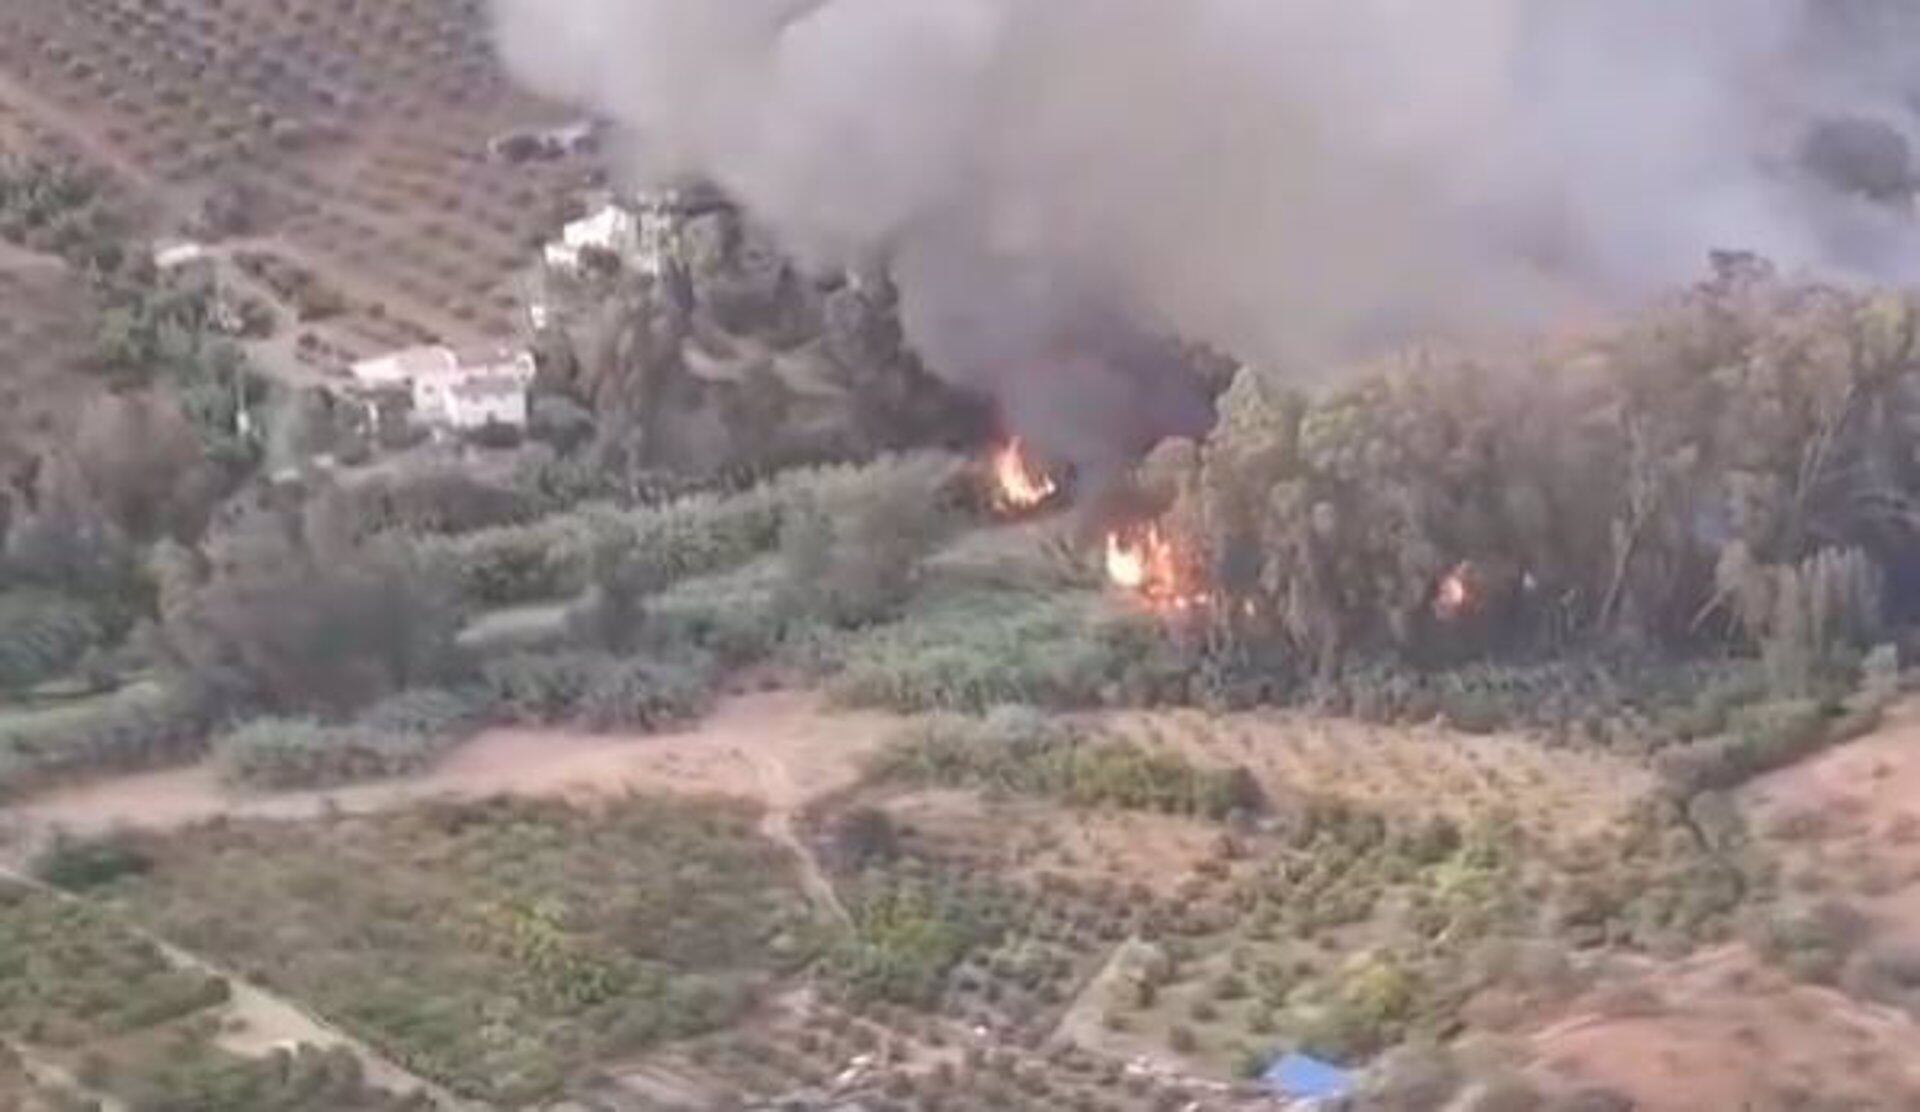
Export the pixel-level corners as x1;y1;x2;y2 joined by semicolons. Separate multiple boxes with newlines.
1105;526;1181;595
1435;562;1476;621
990;439;1057;511
1106;531;1150;589
1105;525;1226;615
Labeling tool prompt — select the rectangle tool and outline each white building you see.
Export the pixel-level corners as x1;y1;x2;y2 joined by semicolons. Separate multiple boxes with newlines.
417;373;529;430
347;344;535;430
544;204;640;272
349;345;458;391
152;239;210;271
450;345;536;386
541;196;683;281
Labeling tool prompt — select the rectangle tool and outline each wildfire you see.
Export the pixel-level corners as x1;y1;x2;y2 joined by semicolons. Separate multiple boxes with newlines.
988;438;1058;513
1434;562;1477;621
1104;525;1206;605
1105;530;1155;590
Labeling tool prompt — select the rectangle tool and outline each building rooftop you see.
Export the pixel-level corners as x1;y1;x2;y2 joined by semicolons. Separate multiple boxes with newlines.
351;345;458;384
449;373;526;400
1261;1053;1355;1104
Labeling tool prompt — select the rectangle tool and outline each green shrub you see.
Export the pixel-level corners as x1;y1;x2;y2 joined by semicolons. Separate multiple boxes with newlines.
429;454;963;608
642;561;789;666
30;831;152;890
331;467;538;536
577;657;715;732
214;692;482;790
831;883;992;1007
1656;697;1837;792
105;796;808;1104
102;1039;423;1112
874;710;1257;819
477;652;610;724
0;590;104;693
776;455;955;627
0;684;211;797
478;652;714;732
1748;899;1870;985
431;520;577;607
359;687;485;739
814;583;1183;713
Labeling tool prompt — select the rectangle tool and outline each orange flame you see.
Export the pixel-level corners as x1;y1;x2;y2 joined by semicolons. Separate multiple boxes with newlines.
989;438;1058;512
1434;562;1476;621
1105;526;1185;598
1106;530;1151;590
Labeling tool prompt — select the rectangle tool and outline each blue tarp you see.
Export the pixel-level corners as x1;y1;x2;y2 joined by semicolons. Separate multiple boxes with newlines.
1260;1052;1355;1102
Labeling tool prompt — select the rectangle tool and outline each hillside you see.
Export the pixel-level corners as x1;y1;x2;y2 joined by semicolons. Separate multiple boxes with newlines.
8;1;1920;1110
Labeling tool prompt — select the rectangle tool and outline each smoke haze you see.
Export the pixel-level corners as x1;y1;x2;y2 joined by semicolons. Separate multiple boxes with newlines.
490;0;1920;465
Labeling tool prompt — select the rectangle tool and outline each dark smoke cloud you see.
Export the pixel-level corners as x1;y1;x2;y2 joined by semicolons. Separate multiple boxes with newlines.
490;0;1920;467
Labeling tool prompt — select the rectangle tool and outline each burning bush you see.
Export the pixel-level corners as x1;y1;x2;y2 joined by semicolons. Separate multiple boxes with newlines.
1140;261;1920;682
985;438;1061;515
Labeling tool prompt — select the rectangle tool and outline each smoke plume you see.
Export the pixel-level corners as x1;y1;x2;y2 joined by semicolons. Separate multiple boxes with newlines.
490;0;1920;467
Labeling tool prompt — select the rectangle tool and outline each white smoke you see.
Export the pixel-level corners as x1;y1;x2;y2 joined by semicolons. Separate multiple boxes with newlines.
491;0;1920;453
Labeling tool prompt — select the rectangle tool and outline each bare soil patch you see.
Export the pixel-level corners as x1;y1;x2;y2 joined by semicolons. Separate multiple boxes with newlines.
1745;698;1920;994
1527;944;1920;1111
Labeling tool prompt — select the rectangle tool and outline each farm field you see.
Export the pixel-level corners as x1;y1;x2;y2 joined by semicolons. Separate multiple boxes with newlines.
7;0;1920;1108
0;875;438;1109
0;0;600;367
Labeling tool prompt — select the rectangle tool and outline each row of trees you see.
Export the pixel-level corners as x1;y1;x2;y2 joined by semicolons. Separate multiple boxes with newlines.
1149;256;1920;687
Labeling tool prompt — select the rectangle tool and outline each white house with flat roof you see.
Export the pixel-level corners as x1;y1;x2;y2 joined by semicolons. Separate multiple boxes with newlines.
348;344;535;429
544;204;640;272
349;345;458;391
417;372;529;429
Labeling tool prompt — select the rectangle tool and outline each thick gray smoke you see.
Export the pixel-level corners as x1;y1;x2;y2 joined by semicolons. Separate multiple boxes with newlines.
490;0;1920;466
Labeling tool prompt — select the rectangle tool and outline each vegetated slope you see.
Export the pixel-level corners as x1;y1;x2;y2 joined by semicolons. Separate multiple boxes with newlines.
1743;700;1920;1016
532;194;987;483
0;0;601;352
0;878;429;1111
95;795;820;1106
0;253;101;493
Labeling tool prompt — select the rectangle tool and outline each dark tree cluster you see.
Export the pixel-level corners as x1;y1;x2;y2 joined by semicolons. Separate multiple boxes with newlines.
1152;256;1920;689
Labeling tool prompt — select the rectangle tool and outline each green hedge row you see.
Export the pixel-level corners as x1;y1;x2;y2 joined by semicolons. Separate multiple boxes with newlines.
0;590;104;693
0;684;210;798
428;454;962;608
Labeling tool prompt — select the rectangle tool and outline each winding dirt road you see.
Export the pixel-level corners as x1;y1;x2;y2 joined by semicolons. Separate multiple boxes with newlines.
4;691;897;857
0;691;900;1106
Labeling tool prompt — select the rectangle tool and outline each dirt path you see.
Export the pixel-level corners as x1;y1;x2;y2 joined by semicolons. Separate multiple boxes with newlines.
0;692;898;1104
4;692;897;921
745;740;852;926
